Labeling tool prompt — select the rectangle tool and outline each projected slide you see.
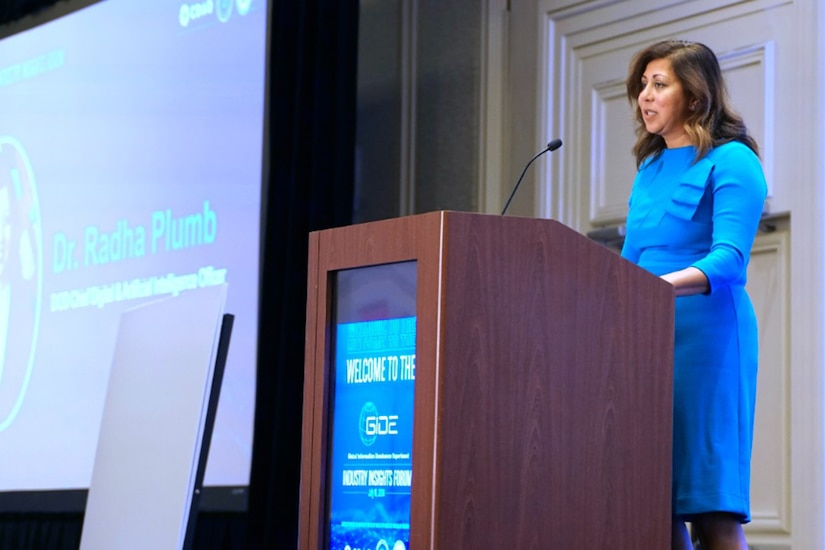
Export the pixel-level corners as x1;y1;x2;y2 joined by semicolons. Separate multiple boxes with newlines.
0;0;267;491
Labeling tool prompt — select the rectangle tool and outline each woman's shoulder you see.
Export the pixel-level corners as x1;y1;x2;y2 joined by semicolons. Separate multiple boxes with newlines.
706;140;767;195
707;140;759;163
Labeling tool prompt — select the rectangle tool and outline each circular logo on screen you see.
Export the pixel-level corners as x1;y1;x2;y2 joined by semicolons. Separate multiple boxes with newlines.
216;0;233;22
0;136;43;432
236;0;251;16
179;4;191;27
359;401;379;447
376;540;390;550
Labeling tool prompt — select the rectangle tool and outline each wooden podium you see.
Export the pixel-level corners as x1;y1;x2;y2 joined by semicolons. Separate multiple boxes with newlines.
300;211;674;549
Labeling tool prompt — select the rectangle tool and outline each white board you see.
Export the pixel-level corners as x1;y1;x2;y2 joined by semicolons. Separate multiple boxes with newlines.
79;283;228;550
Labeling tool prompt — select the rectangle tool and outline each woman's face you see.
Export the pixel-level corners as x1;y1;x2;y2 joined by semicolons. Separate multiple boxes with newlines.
638;57;692;148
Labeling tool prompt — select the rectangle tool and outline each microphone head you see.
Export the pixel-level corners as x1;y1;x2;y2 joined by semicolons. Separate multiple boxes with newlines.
547;138;563;152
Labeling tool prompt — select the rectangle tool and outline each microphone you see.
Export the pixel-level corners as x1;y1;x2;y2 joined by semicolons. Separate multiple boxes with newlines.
500;138;563;215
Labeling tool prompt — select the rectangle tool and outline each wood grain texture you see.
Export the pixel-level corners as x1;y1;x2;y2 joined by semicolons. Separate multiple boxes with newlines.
435;213;673;549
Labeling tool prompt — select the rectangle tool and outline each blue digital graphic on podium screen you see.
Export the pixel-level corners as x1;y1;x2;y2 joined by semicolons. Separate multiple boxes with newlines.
327;313;416;550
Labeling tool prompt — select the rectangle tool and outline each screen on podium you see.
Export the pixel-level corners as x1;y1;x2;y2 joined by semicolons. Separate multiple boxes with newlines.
327;261;417;550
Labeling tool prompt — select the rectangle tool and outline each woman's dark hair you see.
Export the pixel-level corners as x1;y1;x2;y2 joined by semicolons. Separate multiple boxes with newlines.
625;40;759;167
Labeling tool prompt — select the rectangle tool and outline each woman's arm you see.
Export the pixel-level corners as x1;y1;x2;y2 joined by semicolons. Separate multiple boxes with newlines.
690;143;767;292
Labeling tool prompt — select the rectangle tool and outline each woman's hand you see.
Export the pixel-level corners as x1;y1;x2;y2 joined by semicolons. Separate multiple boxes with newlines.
661;266;709;296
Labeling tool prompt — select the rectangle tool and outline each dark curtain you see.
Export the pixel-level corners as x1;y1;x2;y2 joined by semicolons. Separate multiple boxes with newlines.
0;511;247;550
0;514;82;550
0;0;359;548
245;0;358;548
0;0;47;21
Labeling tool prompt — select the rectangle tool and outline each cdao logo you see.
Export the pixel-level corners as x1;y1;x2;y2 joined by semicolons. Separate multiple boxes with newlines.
179;0;214;28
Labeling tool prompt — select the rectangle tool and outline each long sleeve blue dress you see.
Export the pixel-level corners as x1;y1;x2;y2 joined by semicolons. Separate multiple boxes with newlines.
620;140;767;522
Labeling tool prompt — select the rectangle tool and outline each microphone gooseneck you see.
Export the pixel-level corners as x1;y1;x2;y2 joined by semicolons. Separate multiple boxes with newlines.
500;139;563;216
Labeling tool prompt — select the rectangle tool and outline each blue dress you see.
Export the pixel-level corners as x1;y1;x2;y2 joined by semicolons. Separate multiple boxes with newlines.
620;141;767;522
